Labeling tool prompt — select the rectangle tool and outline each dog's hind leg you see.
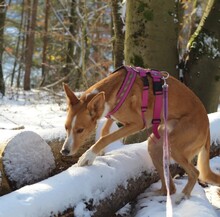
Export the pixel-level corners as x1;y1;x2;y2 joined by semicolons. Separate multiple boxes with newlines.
168;116;201;203
171;145;199;203
148;133;176;196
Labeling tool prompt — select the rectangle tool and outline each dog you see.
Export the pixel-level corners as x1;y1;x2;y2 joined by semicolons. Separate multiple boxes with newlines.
60;66;220;202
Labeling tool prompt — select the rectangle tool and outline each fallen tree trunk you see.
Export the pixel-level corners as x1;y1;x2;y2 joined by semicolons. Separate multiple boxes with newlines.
0;141;219;217
59;143;220;217
0;131;55;195
0;120;118;196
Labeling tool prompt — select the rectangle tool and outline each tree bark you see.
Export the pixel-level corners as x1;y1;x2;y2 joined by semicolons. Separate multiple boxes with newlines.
111;0;124;68
23;0;38;90
187;0;220;113
124;0;179;77
0;0;6;96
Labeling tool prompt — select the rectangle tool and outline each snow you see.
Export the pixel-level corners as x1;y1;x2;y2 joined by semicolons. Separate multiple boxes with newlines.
0;142;153;217
0;91;220;217
208;112;220;145
134;178;218;217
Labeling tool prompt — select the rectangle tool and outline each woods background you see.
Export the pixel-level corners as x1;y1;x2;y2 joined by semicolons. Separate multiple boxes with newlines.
0;0;219;113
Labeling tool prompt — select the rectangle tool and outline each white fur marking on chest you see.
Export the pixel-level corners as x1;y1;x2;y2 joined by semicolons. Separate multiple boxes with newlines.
102;103;110;118
111;115;120;123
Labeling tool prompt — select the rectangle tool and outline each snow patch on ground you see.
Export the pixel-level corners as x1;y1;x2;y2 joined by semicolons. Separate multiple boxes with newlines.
134;178;218;217
208;112;220;145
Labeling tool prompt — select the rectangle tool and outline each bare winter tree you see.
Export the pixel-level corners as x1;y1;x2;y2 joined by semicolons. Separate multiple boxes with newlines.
40;0;50;87
11;0;25;87
23;0;38;90
0;0;6;96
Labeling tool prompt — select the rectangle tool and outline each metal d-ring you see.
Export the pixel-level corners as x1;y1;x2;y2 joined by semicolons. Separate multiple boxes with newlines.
161;71;169;86
161;71;169;80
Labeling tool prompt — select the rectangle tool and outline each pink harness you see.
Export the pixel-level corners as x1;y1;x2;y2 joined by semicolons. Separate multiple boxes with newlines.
106;65;163;139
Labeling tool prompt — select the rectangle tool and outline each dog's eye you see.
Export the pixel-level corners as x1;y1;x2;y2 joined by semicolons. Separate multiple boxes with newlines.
76;128;84;134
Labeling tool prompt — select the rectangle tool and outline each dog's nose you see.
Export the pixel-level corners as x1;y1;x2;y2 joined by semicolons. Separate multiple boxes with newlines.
61;149;70;156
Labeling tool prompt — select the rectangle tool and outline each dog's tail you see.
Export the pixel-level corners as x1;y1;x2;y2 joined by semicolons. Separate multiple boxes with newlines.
197;130;220;185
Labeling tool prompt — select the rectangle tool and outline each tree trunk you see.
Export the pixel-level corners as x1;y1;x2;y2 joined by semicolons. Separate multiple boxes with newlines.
23;0;38;90
40;0;50;87
81;0;88;88
0;0;6;96
64;0;82;90
11;0;25;87
111;0;124;68
187;0;220;113
124;0;179;77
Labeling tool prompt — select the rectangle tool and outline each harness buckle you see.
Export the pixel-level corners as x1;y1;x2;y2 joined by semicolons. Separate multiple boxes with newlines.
152;119;161;124
153;81;163;95
141;106;147;112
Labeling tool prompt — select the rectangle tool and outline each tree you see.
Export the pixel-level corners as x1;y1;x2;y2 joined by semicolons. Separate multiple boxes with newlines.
23;0;38;90
40;0;50;86
0;0;6;96
187;0;220;113
111;0;124;68
11;0;25;87
124;0;179;77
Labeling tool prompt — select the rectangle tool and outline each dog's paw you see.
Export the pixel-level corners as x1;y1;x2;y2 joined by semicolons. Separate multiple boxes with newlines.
173;193;188;205
77;149;97;166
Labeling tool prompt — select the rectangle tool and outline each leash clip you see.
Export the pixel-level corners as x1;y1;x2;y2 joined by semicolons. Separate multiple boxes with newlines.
161;71;169;87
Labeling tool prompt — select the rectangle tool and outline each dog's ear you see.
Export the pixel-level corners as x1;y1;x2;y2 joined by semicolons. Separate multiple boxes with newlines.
87;92;105;120
63;83;79;106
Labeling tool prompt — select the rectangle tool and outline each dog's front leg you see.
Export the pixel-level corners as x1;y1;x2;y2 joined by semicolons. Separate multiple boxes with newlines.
99;118;114;156
78;122;143;166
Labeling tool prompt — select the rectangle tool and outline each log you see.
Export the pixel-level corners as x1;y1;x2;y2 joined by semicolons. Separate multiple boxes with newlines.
0;143;160;217
59;141;220;217
0;120;116;195
0;141;219;217
46;129;96;174
0;131;55;195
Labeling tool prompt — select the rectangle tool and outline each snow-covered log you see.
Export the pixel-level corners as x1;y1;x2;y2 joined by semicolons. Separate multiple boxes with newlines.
0;138;219;217
0;142;162;217
0;120;120;196
0;131;55;195
45;131;96;174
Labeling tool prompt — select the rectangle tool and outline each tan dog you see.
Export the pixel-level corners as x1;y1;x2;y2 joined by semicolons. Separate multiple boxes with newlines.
60;66;220;202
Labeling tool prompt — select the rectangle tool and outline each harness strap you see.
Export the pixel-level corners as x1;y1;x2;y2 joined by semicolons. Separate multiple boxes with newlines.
106;67;137;119
106;65;163;139
136;67;163;139
151;71;163;139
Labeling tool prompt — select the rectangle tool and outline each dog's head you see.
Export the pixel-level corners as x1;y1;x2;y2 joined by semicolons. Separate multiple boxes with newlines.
60;83;105;156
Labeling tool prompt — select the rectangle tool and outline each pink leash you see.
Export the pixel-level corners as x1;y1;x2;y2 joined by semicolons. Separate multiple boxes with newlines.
162;74;173;217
